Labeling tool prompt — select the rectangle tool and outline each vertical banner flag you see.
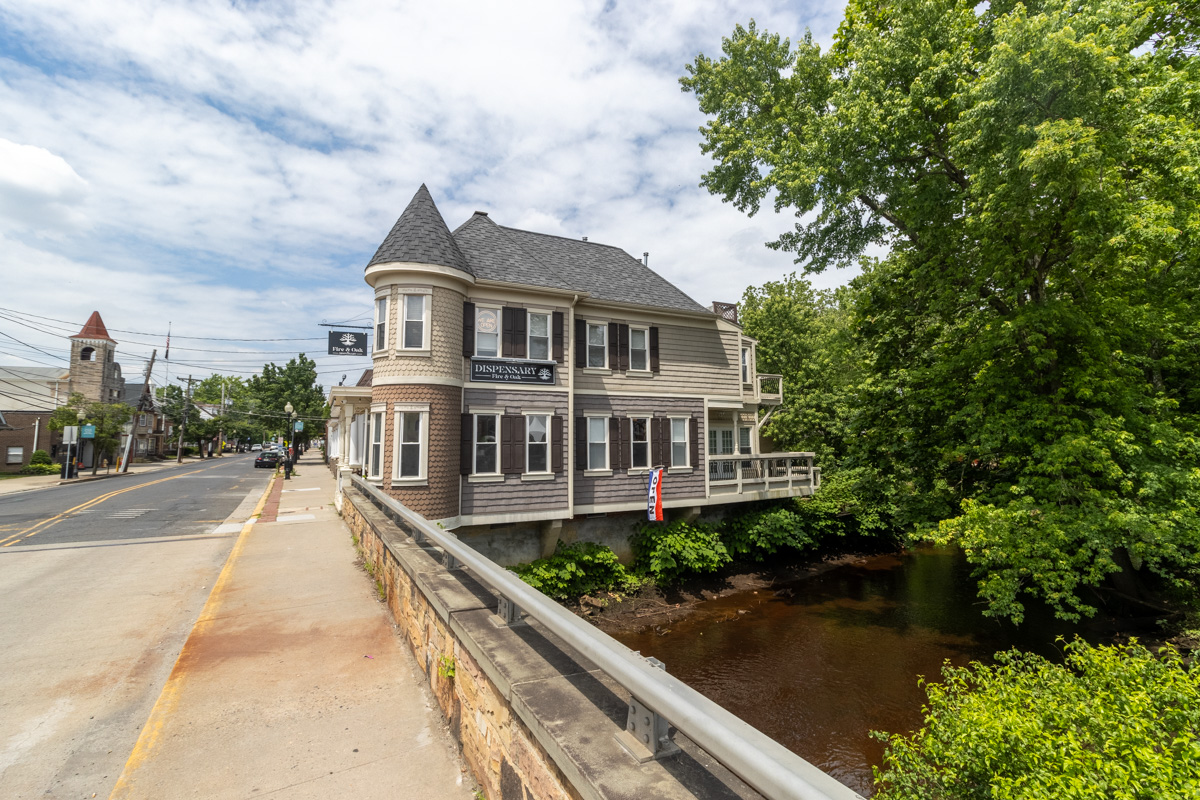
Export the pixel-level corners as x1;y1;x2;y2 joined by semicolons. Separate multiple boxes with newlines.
647;467;664;521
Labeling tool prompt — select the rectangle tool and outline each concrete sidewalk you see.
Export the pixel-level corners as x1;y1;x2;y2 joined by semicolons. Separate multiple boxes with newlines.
108;454;474;800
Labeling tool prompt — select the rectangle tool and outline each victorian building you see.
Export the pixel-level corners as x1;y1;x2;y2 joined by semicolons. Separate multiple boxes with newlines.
327;185;818;561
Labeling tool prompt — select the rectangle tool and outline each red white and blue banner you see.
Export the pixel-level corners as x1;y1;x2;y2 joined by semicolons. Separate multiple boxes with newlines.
647;467;664;521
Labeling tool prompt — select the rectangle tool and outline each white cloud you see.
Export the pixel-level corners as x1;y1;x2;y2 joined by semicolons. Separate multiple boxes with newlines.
0;0;857;381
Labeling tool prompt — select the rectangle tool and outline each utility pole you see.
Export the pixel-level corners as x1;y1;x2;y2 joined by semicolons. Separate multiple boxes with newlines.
217;379;226;457
176;375;196;464
121;349;156;474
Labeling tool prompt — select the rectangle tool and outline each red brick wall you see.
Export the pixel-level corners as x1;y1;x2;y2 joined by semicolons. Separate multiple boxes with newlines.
371;384;462;519
0;412;63;472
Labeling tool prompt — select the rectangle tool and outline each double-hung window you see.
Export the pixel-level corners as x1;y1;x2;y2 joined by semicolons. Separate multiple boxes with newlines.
476;308;500;357
528;312;551;361
741;347;751;383
474;413;499;474
587;417;607;470
374;296;388;352
586;323;606;368
630;416;650;469
6;446;22;465
629;328;649;371
670;418;689;467
401;294;427;349
393;406;427;481
368;410;385;479
526;414;549;473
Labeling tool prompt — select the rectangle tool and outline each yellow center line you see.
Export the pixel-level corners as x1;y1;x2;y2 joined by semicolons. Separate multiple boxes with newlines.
0;462;235;548
108;472;277;799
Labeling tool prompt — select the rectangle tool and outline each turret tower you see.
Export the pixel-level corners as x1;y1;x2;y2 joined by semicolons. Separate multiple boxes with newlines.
67;311;125;404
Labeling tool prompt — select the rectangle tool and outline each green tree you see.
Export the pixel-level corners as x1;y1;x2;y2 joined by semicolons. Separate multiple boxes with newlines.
246;354;327;446
873;638;1200;799
49;392;133;474
683;0;1200;621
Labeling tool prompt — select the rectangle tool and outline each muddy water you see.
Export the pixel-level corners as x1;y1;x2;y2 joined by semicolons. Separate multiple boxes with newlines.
613;547;1090;796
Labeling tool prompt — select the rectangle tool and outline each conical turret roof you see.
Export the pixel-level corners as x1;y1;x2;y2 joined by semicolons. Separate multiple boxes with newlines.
367;184;472;274
72;311;115;342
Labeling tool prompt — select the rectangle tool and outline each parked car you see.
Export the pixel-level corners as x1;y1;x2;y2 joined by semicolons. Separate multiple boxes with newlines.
250;444;262;451
254;451;282;468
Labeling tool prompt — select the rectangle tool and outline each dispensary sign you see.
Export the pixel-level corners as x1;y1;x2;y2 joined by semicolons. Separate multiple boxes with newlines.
327;331;367;356
471;359;555;385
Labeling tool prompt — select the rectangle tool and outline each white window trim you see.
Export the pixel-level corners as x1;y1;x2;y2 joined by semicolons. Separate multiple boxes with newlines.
474;304;502;358
473;411;501;475
527;309;554;363
628;326;651;374
6;446;23;465
741;346;753;384
399;291;432;352
584;413;609;473
374;293;390;353
585;322;608;370
391;403;430;484
367;405;386;481
629;414;651;472
668;415;690;469
524;412;552;475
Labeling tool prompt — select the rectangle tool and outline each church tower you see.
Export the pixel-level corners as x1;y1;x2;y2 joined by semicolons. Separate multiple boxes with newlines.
68;311;125;404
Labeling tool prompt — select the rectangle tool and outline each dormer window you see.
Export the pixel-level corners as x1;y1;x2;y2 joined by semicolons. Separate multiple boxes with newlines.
80;347;94;361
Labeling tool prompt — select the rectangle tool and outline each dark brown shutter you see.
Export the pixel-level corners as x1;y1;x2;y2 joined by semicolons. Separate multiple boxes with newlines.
511;309;525;357
551;415;563;473
501;414;523;474
608;417;620;471
575;319;586;368
649;327;660;372
618;416;631;471
502;308;516;358
617;324;630;371
463;302;475;358
650;417;664;467
575;417;587;470
608;323;619;369
552;312;564;363
689;416;700;469
460;414;473;474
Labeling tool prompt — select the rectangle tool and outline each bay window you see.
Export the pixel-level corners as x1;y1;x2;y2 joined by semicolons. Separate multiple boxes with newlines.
368;410;384;479
402;294;427;349
374;296;388;351
393;407;428;481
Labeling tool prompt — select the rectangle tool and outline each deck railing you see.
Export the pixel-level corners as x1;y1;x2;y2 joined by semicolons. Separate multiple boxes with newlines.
708;452;818;493
757;373;783;405
348;473;858;800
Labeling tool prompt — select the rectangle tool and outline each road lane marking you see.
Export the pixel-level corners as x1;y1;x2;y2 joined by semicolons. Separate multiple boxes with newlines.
108;472;277;799
0;462;237;548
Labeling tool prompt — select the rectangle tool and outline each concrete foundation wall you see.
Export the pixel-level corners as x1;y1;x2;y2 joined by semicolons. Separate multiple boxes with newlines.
341;487;760;800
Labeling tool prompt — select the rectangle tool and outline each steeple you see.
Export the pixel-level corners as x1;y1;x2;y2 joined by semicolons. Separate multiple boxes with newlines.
367;184;473;275
72;311;116;342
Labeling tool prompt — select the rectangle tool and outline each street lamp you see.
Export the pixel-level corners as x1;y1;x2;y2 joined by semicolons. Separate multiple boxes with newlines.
284;402;294;480
74;408;86;478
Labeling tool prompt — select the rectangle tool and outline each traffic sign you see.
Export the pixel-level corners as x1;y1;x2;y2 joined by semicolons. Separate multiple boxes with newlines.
63;426;79;445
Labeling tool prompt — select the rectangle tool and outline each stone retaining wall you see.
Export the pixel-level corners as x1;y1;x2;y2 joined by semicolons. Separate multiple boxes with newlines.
341;487;760;800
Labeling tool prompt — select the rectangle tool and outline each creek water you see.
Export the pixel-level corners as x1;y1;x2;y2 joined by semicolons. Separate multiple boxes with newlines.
612;547;1096;797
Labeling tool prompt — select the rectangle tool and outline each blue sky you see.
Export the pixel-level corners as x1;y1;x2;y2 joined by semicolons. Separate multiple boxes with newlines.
0;0;851;390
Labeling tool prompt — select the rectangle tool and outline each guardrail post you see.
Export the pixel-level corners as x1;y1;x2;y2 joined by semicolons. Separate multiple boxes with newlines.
495;594;525;626
616;657;680;762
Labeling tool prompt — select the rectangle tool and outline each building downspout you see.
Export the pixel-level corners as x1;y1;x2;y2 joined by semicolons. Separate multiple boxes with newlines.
567;293;580;519
33;418;39;453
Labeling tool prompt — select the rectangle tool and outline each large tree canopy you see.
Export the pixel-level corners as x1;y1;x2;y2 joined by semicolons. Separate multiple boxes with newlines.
684;0;1200;621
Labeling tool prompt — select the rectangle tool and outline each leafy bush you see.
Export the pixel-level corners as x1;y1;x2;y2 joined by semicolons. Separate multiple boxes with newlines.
631;519;730;584
29;449;52;465
722;505;815;561
873;638;1200;800
512;540;637;600
19;463;60;475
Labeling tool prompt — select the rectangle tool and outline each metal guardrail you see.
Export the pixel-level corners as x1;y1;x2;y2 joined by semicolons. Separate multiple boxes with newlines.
349;474;862;800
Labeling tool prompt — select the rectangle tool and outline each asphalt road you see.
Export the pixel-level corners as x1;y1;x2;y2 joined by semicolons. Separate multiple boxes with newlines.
0;454;272;799
0;454;270;549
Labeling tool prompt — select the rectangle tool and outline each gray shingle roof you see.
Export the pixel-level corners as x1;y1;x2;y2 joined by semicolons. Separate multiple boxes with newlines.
452;213;708;314
367;185;472;274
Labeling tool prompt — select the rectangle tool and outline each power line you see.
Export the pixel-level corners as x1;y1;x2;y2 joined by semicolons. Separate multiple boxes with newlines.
0;307;326;341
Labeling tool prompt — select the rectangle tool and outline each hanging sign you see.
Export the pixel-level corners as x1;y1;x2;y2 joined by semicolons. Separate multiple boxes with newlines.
647;467;664;521
294;421;304;432
80;424;96;439
328;331;368;356
471;358;555;385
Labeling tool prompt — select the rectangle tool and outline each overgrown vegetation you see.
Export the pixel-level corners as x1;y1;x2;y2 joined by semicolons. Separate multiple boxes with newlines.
873;638;1200;799
512;540;641;600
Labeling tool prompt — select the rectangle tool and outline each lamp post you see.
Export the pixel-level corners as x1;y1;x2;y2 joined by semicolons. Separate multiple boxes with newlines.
284;402;294;480
74;408;86;479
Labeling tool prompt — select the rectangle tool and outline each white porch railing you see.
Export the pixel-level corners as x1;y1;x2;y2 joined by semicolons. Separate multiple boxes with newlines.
708;452;818;493
757;373;783;405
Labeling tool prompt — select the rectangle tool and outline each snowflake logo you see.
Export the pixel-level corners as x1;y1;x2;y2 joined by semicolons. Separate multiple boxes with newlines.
538;369;552;382
340;333;358;346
